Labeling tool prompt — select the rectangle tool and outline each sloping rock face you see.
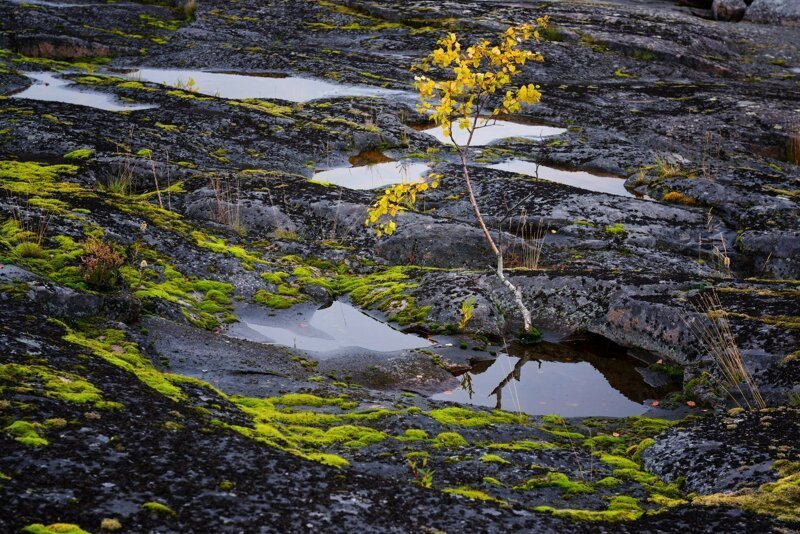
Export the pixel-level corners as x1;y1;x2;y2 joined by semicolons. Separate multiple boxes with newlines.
12;34;111;59
746;0;800;25
0;0;798;531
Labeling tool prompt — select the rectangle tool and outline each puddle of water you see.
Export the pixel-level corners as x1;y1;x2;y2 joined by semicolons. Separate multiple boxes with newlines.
488;159;635;197
312;161;430;190
226;300;432;355
9;72;156;112
122;68;405;102
423;119;566;147
431;339;674;417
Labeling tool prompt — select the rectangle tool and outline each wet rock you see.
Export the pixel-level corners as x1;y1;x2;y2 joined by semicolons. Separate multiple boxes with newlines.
637;366;673;388
738;230;800;279
183;188;297;234
745;0;800;25
712;0;748;21
642;407;800;493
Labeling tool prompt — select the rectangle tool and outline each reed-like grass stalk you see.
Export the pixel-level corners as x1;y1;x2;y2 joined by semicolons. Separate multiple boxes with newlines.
683;290;766;410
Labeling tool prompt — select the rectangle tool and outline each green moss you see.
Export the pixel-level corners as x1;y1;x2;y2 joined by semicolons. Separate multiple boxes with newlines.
487;440;557;451
596;476;622;488
305;452;349;468
333;267;431;326
229;99;293;117
139;13;184;31
141;501;176;516
480;454;510;464
191;232;264;268
517;472;594;495
155;122;180;132
532;495;645;522
613;468;681;498
630;437;655;462
273;393;357;409
164;89;211;100
261;271;290;285
253;290;301;309
542;414;566;426
118;81;156;91
0;160;80;197
22;524;90;534
604;223;627;236
434;431;468;448
0;364;107;406
62;326;186;401
443;486;505;505
397;428;428;441
583;434;625;449
429;406;525;427
63;148;95;162
4;420;48;446
543;428;585;440
292;424;387;449
598;454;640;470
533;505;641;522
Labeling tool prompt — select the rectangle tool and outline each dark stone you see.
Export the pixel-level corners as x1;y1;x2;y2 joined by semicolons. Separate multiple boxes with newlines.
712;0;748;21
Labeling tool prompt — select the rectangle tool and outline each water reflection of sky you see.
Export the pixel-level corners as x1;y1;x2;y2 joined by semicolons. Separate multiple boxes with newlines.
424;119;566;147
488;159;635;198
227;300;431;357
123;68;407;102
431;347;666;418
11;72;156;111
313;161;430;190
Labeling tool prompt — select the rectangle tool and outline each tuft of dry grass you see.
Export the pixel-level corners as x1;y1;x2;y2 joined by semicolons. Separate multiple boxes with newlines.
209;174;241;229
683;290;766;410
788;124;800;166
509;211;546;270
654;155;684;179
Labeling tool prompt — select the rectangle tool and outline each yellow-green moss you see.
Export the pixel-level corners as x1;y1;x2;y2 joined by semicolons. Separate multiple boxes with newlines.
517;472;594;495
22;524;89;534
0;364;107;406
141;501;176;516
486;440;557;451
480;454;510;464
61;326;186;401
334;267;431;325
4;420;48;446
397;428;428;441
542;413;566;426
596;476;623;488
434;431;468;448
598;453;640;470
443;486;506;505
0;160;80;197
429;406;525;427
612;467;681;498
304;452;349;468
253;289;302;309
63;148;95;162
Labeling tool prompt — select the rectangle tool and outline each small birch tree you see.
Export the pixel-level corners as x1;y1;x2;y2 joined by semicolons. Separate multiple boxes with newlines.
366;19;549;335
